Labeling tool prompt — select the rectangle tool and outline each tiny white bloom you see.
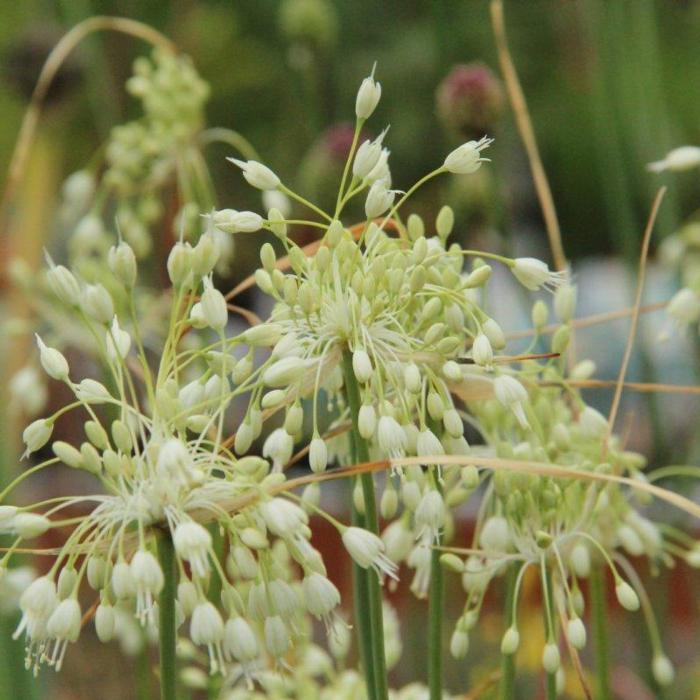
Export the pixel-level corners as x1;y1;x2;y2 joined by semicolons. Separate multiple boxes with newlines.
443;136;493;174
355;68;382;119
227;158;280;191
648;145;700;173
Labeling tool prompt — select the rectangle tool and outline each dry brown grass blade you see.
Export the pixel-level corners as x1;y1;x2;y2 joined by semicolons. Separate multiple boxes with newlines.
604;187;666;455
223;218;401;302
0;17;175;238
227;304;261;327
506;301;667;341
276;454;700;520
490;0;566;271
562;378;700;396
460;669;502;699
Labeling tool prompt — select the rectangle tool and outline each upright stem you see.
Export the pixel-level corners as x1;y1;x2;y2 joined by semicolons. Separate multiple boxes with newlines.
543;567;557;700
591;567;611;700
157;532;177;700
498;563;520;700
428;516;443;700
342;351;389;700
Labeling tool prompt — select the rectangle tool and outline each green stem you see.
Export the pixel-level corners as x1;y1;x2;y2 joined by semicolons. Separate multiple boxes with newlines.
428;519;443;700
157;532;177;700
542;565;556;700
591;567;611;700
342;351;388;700
498;563;520;700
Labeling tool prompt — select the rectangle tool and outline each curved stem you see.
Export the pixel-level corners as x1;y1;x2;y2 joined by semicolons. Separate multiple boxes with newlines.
157;532;177;700
542;565;557;700
590;567;611;700
342;351;388;700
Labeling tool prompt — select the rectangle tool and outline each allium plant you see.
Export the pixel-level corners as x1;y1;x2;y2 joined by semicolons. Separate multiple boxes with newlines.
4;15;700;700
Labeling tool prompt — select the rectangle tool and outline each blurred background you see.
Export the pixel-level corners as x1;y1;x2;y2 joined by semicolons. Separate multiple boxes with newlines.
2;0;700;698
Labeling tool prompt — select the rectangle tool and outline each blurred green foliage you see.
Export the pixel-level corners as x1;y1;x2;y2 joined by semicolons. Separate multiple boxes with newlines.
2;0;700;263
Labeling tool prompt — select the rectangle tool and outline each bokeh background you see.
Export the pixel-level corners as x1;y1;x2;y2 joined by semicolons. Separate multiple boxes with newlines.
2;1;700;698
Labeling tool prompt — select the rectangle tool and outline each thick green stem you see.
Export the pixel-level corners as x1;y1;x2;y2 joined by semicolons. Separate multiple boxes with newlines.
342;351;389;700
428;531;443;700
157;532;178;700
543;566;556;700
498;563;520;700
591;567;611;700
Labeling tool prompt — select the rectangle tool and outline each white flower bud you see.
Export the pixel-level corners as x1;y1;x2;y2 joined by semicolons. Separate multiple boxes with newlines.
46;262;80;306
242;324;283;347
22;419;53;455
36;335;69;381
112;561;135;599
358;404;377;439
501;626;520;654
450;629;469;659
14;512;51;539
309;436;328;473
569;543;591;578
106;317;131;361
197;277;227;329
668;287;700;325
263;188;291;218
263;357;308;387
224;617;258;663
443;136;492;174
76;378;112;404
82;284;115;324
212;208;264;234
579;406;608;439
415;490;446;540
108;241;137;287
353;133;385;178
554;284;576;322
404;363;422;393
167;242;193;287
352;349;373;383
542;642;561;674
177;581;199;617
227;158;280;191
442;408;463;439
95;603;115;642
479;516;511;552
566;617;586;650
615;580;640;611
355;70;382;119
648;145;700;173
472;332;493;367
417;429;444;458
87;556;107;590
482;318;506;350
234;422;254;455
652;654;675;686
192;231;220;276
365;181;395;219
264;615;290;658
52;440;83;469
493;375;529;427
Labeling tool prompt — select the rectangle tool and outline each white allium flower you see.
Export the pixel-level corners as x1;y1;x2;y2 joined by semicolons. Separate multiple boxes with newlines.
472;332;493;367
667;287;700;325
106;316;132;361
45;598;81;669
450;629;469;659
443;136;493;174
309;436;328;473
262;428;295;472
108;241;137;287
365;180;395;219
479;516;511;552
190;602;225;672
35;335;69;381
211;208;264;234
579;406;608;439
511;257;565;292
174;522;212;578
566;617;586;650
82;283;115;324
353;133;386;179
493;375;529;427
200;276;228;329
95;604;116;642
303;573;341;623
342;527;398;580
224;617;258;664
264;615;290;658
352;349;373;383
22;419;53;456
542;642;561;674
227;158;280;191
377;415;407;457
501;626;520;655
652;654;675;686
615;580;640;611
130;550;164;622
355;69;382;119
414;490;446;542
